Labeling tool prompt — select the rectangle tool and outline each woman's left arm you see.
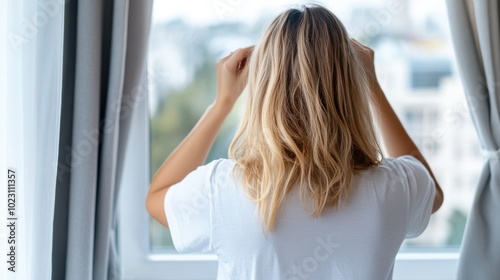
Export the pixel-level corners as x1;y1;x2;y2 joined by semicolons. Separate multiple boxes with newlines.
146;46;252;228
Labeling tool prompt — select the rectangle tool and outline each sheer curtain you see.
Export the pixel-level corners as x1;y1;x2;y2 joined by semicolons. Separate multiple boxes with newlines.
1;0;64;279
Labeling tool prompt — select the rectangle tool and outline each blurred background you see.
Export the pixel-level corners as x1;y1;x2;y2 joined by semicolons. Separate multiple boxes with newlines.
147;0;482;253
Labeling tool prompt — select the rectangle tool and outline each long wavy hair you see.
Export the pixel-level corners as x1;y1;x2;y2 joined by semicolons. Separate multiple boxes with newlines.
228;5;383;232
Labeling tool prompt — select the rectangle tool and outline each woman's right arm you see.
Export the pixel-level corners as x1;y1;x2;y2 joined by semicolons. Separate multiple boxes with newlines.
352;40;444;213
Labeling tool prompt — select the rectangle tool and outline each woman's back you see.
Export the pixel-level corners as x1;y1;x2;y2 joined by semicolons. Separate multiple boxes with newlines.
164;156;435;280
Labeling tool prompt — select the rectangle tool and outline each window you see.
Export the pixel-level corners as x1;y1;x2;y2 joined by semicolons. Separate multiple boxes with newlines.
120;0;481;278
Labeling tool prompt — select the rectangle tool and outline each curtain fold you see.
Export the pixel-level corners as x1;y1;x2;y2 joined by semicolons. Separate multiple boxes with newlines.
446;0;500;279
52;0;153;279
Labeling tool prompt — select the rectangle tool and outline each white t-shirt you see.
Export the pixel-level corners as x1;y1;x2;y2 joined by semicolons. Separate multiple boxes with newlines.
164;155;435;280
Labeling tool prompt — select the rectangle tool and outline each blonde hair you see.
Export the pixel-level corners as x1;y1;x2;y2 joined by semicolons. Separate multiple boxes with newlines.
229;5;382;232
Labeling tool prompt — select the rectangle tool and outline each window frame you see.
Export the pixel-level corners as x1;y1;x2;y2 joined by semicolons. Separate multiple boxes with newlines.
118;88;459;280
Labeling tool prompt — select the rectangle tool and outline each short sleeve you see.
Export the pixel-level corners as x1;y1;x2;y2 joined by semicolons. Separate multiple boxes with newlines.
396;155;436;238
164;159;222;253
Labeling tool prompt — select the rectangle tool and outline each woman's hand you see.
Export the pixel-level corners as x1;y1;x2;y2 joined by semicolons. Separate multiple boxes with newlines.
215;46;253;110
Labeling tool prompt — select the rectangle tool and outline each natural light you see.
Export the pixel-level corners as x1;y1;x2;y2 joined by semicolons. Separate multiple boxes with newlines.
118;0;484;279
5;0;499;279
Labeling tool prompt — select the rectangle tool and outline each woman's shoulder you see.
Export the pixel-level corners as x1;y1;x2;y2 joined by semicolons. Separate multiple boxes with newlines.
204;158;237;183
205;158;235;172
379;155;428;174
364;155;431;189
203;158;242;198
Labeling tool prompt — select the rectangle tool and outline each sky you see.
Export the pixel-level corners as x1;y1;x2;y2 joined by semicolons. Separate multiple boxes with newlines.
153;0;374;25
151;0;449;37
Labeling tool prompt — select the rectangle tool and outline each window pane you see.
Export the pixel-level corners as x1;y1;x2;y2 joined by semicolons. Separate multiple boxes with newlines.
148;0;482;252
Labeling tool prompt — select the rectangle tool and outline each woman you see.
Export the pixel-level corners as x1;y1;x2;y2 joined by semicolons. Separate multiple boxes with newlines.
146;5;444;280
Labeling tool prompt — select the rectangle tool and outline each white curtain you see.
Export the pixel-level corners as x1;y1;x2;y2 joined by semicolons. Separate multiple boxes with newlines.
447;0;500;278
1;0;64;279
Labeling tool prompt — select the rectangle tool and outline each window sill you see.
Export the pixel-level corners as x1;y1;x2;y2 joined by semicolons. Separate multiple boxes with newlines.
139;251;459;280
